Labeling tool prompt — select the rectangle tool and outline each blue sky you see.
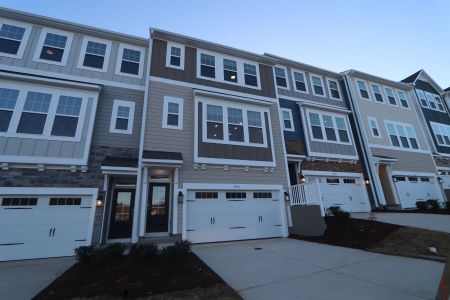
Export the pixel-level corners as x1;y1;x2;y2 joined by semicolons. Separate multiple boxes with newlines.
2;0;449;88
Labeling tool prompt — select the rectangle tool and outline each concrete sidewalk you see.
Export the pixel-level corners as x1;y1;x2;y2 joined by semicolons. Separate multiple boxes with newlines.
352;212;450;233
193;238;444;300
0;257;75;300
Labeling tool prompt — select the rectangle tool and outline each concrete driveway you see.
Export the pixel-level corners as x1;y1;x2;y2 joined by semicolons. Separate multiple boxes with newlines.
193;238;444;300
0;257;75;300
352;212;450;233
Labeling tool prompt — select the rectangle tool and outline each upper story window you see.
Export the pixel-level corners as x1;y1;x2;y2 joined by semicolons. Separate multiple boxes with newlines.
78;37;111;72
307;110;351;145
311;75;325;97
416;89;428;108
397;90;409;108
243;63;257;87
109;100;135;134
327;78;341;100
292;71;308;93
385;121;419;149
281;108;294;132
371;84;384;102
34;29;73;65
357;80;369;99
274;67;288;88
17;91;52;135
431;122;450;147
162;96;183;130
200;53;215;78
384;87;397;105
0;20;31;58
202;100;268;147
435;95;445;112
223;59;238;83
425;91;437;110
116;45;144;77
165;42;184;70
0;87;19;132
421;91;446;112
368;117;381;138
51;96;82;137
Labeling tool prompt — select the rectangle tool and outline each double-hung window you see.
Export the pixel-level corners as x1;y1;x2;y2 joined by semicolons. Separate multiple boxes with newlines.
36;30;71;64
223;59;238;83
335;117;349;142
405;127;419;149
247;110;264;144
51;95;82;137
206;104;223;140
227;107;244;141
371;84;384;102
281;108;294;131
79;38;110;71
425;92;437;110
386;121;419;149
0;87;19;132
292;71;307;93
109;100;135;134
117;46;142;76
416;89;428;108
311;75;325;96
0;22;29;57
431;122;450;147
385;87;397;105
309;112;323;139
327;79;341;100
434;95;445;112
397;90;408;108
166;42;184;69
368;117;381;138
322;115;337;141
17;92;52;135
162;96;183;130
244;63;258;86
200;53;215;78
357;80;369;99
274;67;288;88
308;111;351;144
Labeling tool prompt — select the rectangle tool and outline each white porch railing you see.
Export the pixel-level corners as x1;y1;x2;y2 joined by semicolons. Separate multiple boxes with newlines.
289;181;325;216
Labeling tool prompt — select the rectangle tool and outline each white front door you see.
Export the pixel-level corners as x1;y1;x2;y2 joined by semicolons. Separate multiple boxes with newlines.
0;195;94;261
186;190;283;243
394;176;441;208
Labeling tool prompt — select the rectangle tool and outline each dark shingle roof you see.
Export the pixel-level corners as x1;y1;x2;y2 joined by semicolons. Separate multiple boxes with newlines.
143;150;183;161
445;87;450;92
401;70;421;84
102;156;138;168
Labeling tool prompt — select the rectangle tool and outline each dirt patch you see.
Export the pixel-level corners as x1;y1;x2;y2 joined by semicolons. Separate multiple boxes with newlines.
374;208;450;215
34;253;241;300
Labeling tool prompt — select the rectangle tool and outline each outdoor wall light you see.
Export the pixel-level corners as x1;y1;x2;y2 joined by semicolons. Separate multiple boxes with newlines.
96;193;104;207
299;175;306;184
284;192;290;202
392;176;398;182
178;191;184;203
364;178;370;185
437;177;443;184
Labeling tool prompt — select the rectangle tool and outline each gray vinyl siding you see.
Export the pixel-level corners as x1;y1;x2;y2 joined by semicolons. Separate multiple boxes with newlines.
370;147;436;173
91;86;144;149
145;81;289;188
0;22;148;87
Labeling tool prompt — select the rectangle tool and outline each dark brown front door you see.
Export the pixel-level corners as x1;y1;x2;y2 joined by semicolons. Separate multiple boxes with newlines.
108;188;135;239
146;183;170;233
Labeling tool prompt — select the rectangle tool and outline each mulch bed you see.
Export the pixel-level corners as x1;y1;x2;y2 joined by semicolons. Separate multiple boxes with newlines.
34;252;241;300
374;208;450;215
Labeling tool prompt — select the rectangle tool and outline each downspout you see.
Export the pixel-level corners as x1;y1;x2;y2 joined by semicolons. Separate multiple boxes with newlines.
131;28;153;243
343;72;384;207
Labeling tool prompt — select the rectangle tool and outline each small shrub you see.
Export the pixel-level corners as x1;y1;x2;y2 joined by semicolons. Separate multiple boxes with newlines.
131;243;160;259
443;201;450;211
100;243;126;257
75;246;95;264
75;243;125;266
416;201;431;210
326;206;350;224
160;240;191;264
426;199;440;210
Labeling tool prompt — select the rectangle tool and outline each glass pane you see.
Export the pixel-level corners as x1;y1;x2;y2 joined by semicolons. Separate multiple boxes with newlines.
56;96;82;116
17;112;46;134
83;53;104;68
168;102;179;114
275;67;285;78
223;59;237;71
207;122;223;140
44;33;67;48
0;110;13;132
244;63;256;75
0;24;25;40
294;72;304;82
249;127;263;144
115;192;132;222
335;117;346;129
247;111;262;127
357;81;366;91
206;104;223;122
312;76;322;87
150;186;166;216
0;38;20;54
309;113;320;126
40;46;64;62
0;88;19;110
228;124;244;142
51;115;78;137
122;48;140;62
117;106;130;118
227;107;243;124
115;117;128;130
167;114;178;126
322;115;334;128
86;41;106;56
23;92;52;113
120;60;139;74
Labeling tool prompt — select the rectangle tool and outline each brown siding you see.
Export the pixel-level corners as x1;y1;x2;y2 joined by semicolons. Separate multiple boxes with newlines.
197;102;273;162
301;160;364;173
151;39;276;98
285;140;306;155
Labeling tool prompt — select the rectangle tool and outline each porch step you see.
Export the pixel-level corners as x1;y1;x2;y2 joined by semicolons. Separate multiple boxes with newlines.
138;235;182;247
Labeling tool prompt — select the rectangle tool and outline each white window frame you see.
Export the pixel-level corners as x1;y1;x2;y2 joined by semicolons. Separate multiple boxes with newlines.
370;83;384;103
200;98;268;148
326;77;342;100
356;79;370;100
280;108;294;132
310;73;326;97
434;95;446;112
115;43;145;78
109;99;135;135
396;89;409;109
291;69;309;94
416;89;429;108
165;41;185;70
305;108;353;145
368;116;381;138
274;65;290;90
77;36;112;72
196;49;261;89
162;96;183;130
0;18;32;59
0;80;89;142
430;121;450;148
384;86;398;107
32;27;74;66
384;120;419;150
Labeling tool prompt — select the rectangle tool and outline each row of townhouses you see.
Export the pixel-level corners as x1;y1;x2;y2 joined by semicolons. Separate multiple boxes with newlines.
0;8;448;261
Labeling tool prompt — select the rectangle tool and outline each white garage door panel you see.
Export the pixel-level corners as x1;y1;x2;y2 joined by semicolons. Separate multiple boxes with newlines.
395;177;440;208
186;190;283;243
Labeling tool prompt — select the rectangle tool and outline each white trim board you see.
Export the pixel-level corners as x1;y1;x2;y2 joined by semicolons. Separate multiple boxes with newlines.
302;170;364;178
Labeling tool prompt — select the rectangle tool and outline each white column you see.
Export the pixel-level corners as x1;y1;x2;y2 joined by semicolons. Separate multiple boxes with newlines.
172;168;179;234
139;166;149;236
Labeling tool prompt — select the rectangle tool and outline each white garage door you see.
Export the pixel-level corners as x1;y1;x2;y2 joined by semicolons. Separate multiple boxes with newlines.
186;190;284;243
0;195;94;261
394;176;441;208
308;176;370;213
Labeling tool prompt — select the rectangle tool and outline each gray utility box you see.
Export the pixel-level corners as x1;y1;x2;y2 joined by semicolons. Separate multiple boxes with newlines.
289;205;326;237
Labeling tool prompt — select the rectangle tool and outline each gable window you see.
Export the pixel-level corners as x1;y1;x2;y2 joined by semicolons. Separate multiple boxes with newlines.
357;80;369;99
38;32;69;63
166;42;184;70
371;84;384;102
227;107;244;142
293;71;307;93
386;121;418;149
223;59;238;83
274;67;288;88
0;87;19;132
119;47;141;76
434;95;445;112
0;22;27;56
397;90;408;108
281;108;294;132
307;110;351;145
416;89;428;108
200;53;215;78
327;79;341;100
368;117;380;138
311;75;325;96
109;100;135;134
247;110;264;144
79;38;110;71
206;104;223;140
51;96;82;137
244;63;258;86
431;122;450;147
385;87;397;105
162;96;183;130
425;92;437;110
16;91;52;134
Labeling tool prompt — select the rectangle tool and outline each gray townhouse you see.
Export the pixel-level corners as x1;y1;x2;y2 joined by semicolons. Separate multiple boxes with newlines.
401;70;450;196
343;70;445;209
0;8;149;261
263;54;372;213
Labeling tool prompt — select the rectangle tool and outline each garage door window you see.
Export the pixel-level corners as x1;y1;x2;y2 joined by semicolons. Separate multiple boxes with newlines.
408;177;418;182
420;177;430;182
226;192;247;199
253;192;273;198
195;192;218;199
343;179;356;184
326;178;339;184
49;197;81;205
2;197;37;206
